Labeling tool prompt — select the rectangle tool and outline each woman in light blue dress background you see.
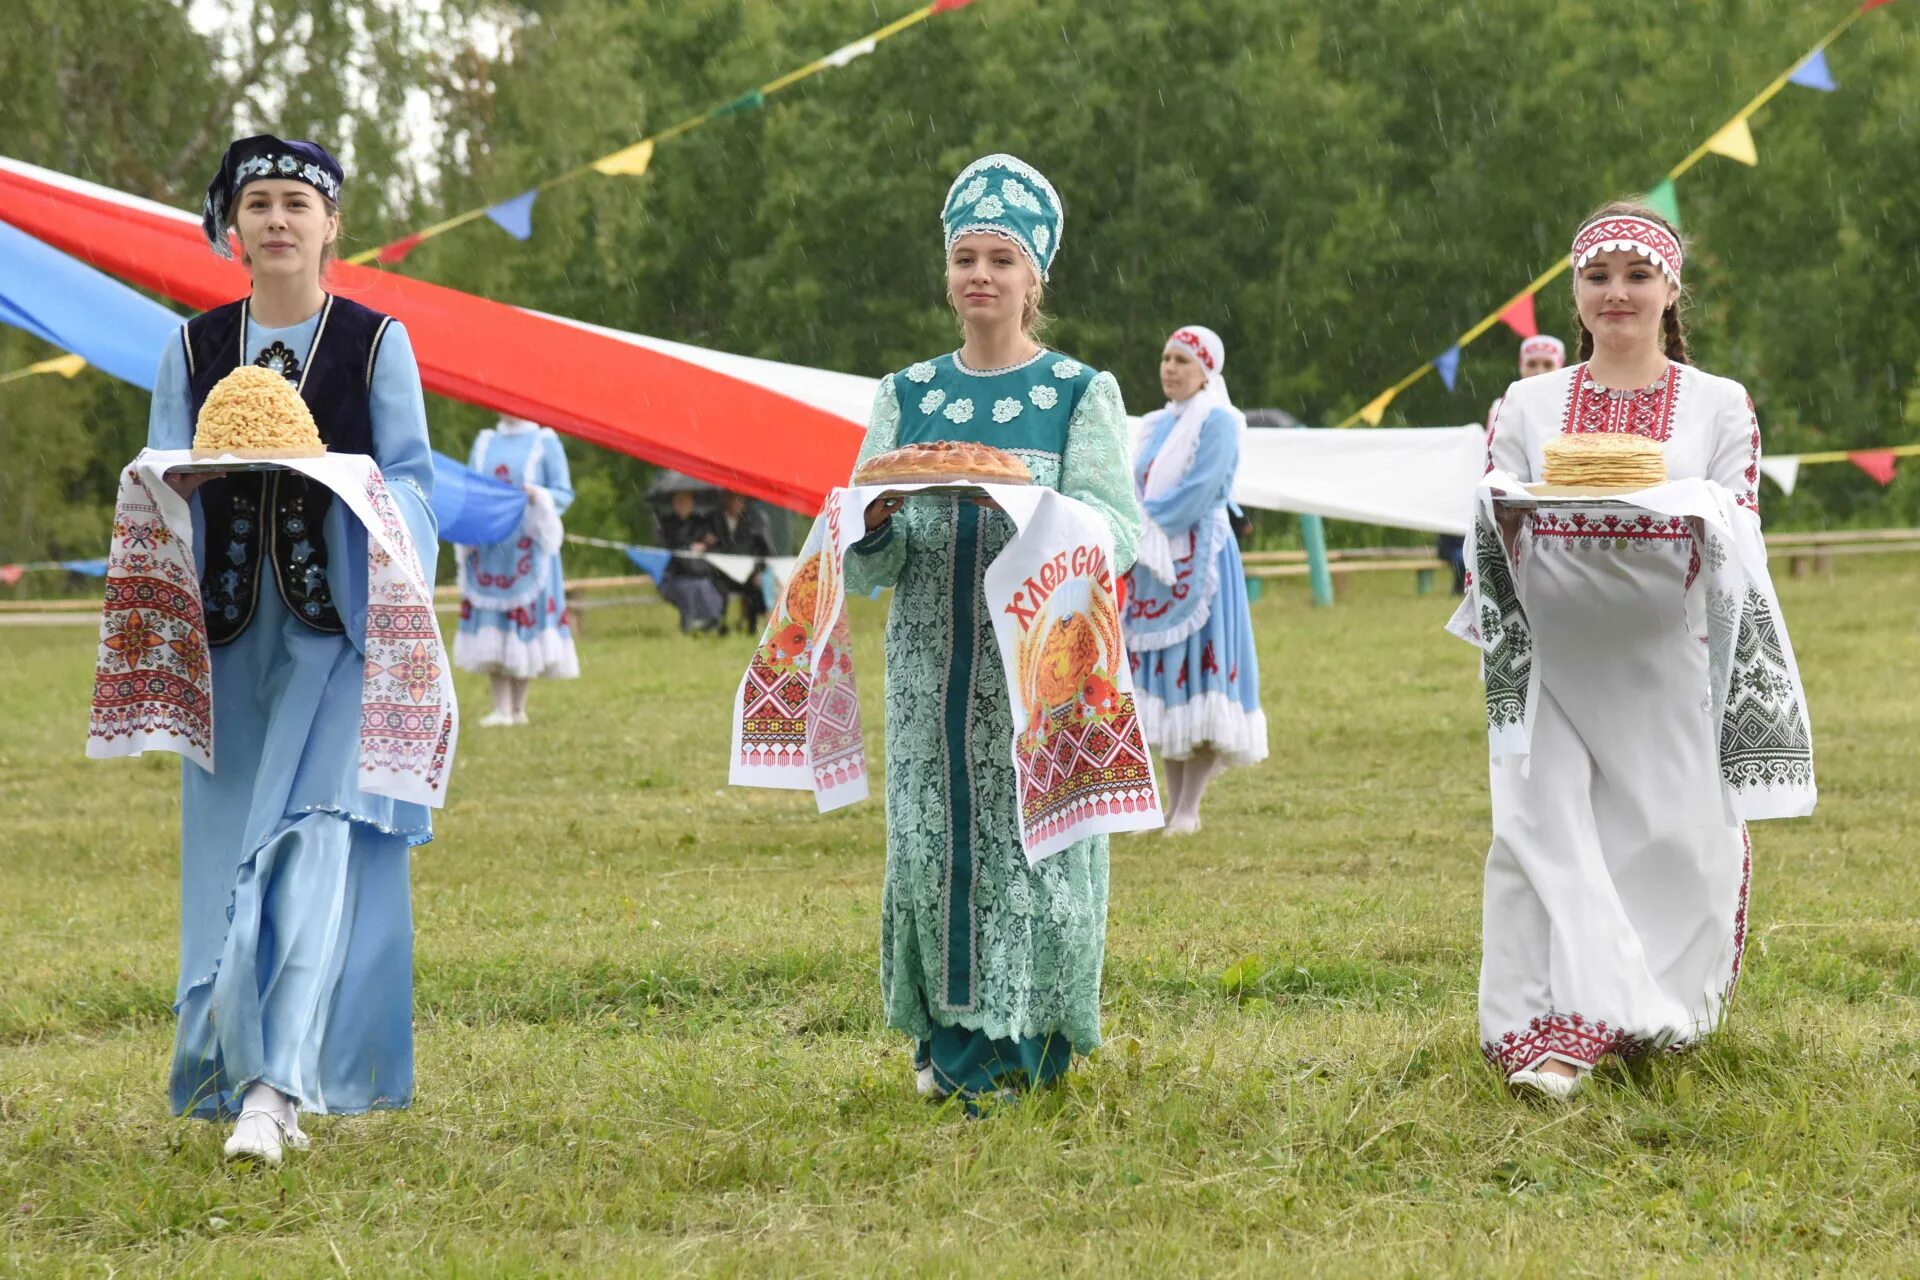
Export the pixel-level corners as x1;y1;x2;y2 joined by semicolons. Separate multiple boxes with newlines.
1123;325;1267;835
454;416;579;725
148;135;437;1164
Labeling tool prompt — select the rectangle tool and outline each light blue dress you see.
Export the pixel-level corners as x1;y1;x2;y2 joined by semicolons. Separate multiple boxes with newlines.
148;307;437;1119
454;424;578;678
1123;405;1267;765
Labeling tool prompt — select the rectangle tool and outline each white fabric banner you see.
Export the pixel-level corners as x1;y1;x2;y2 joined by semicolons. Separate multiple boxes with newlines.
1232;424;1488;536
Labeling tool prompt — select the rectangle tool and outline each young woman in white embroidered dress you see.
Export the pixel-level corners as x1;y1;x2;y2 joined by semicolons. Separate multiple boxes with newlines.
1477;201;1766;1098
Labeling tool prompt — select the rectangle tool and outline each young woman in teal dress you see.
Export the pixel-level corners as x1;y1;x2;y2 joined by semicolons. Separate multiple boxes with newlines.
148;136;437;1163
844;154;1142;1103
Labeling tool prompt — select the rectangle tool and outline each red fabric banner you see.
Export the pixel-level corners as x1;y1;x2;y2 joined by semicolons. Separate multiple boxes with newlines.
0;163;863;512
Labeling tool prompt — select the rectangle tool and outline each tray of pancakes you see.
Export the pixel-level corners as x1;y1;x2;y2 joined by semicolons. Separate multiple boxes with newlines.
172;366;327;471
1507;433;1669;502
852;440;1034;497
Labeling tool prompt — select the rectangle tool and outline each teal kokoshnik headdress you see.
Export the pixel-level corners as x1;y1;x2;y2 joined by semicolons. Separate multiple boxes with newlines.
941;153;1065;281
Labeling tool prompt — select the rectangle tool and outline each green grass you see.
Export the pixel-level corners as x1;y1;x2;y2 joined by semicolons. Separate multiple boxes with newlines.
4;558;1919;1277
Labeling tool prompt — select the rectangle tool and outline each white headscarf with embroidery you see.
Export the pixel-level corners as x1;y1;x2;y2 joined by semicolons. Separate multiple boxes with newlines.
1135;325;1245;585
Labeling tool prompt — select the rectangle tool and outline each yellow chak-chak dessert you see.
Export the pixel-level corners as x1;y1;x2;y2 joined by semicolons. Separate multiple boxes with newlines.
1541;432;1667;490
191;366;325;460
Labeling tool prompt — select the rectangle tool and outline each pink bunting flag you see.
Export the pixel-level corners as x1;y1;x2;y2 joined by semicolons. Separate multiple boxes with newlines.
1498;293;1539;339
1849;450;1898;485
0;564;24;587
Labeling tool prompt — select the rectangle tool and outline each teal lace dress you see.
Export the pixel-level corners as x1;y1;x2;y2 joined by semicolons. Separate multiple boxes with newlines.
844;349;1142;1095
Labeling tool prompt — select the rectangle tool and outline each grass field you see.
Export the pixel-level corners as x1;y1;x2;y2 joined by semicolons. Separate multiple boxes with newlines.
4;557;1919;1277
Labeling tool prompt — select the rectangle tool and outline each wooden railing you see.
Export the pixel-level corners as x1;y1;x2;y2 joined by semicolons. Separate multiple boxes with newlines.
5;530;1915;618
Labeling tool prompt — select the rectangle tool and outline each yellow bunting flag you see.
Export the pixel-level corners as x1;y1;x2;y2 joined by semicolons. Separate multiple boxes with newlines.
0;354;87;387
1706;117;1759;166
1355;387;1398;427
593;139;656;178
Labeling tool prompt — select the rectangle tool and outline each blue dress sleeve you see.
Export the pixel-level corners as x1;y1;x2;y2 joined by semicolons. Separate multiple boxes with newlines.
148;331;193;450
537;428;576;516
1140;406;1238;535
326;321;438;652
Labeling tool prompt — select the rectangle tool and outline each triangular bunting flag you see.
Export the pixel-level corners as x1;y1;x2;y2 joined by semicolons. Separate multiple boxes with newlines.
1498;293;1539;339
824;37;877;67
1789;48;1838;91
1849;449;1898;485
1757;456;1801;495
932;0;980;11
1707;117;1759;166
624;546;674;582
1356;387;1397;427
1434;346;1462;391
1860;0;1897;12
713;89;765;119
485;190;538;241
593;139;656;178
0;564;23;587
376;234;425;265
1647;178;1682;228
37;353;88;378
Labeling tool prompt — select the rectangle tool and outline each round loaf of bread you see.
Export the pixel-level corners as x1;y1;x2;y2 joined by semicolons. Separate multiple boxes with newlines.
853;440;1032;487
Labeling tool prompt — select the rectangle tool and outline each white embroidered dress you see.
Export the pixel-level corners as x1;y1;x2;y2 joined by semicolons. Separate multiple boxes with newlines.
1465;361;1806;1077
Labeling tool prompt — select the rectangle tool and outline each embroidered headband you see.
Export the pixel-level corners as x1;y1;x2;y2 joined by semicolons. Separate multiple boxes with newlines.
1518;334;1566;369
203;134;346;259
942;153;1065;281
1165;325;1225;378
1570;214;1683;285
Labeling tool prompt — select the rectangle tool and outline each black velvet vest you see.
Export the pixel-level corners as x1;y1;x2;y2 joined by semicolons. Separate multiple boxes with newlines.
184;295;393;645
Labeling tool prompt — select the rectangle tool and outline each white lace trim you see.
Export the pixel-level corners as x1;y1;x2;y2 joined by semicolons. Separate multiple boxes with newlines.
453;624;579;679
1136;691;1268;766
951;347;1049;377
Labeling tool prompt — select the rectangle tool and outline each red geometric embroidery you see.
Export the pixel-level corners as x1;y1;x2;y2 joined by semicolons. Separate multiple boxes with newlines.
1528;510;1691;544
1560;363;1683;441
1483;1009;1634;1076
1571;215;1684;280
1738;395;1761;514
1725;825;1753;1004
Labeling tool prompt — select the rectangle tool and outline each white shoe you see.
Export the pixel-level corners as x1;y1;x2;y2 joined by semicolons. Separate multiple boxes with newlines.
1164;811;1201;836
224;1110;293;1164
479;710;515;727
511;711;530;726
915;1065;939;1097
1509;1068;1585;1100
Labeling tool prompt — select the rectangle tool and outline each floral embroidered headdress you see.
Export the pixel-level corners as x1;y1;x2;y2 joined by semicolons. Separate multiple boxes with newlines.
202;134;346;259
942;153;1065;280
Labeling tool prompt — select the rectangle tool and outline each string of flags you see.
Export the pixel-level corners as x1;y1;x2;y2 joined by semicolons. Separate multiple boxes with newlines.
1760;442;1920;494
1342;0;1905;427
356;0;979;267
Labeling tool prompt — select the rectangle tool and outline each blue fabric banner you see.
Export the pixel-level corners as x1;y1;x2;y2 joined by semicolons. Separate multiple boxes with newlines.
1790;48;1838;92
1;220;525;545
